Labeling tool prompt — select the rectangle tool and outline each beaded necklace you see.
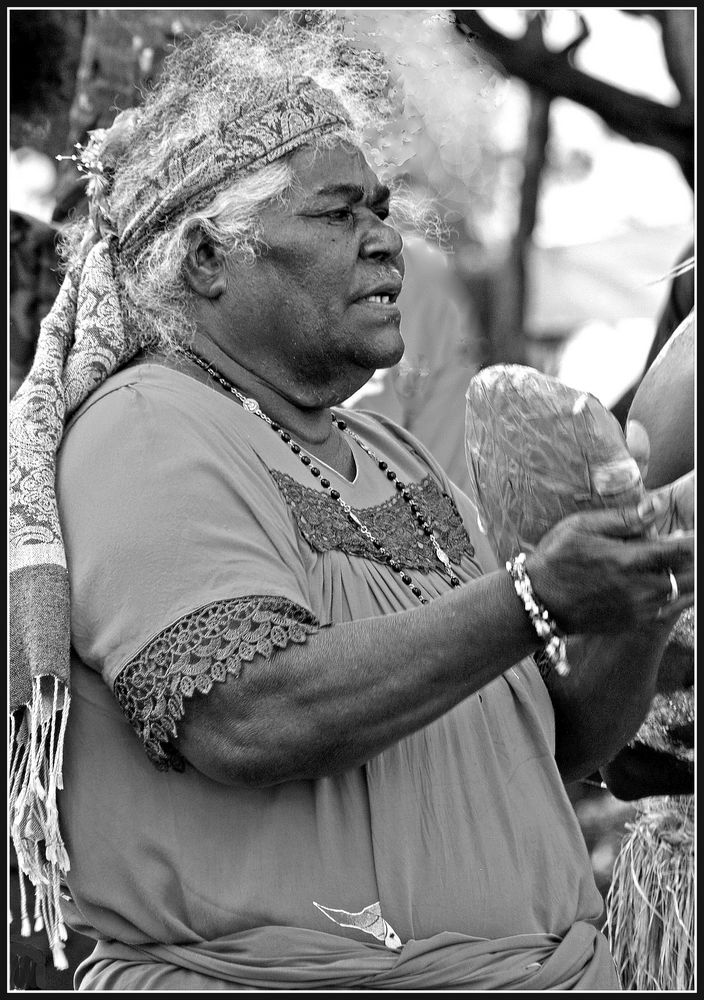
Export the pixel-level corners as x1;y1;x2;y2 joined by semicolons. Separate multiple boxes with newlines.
183;349;464;604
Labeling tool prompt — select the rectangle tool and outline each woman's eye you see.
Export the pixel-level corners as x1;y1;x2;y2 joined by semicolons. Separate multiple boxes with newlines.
325;208;353;222
320;206;389;223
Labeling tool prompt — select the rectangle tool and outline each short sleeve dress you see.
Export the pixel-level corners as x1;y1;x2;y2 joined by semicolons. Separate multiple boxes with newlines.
55;362;618;990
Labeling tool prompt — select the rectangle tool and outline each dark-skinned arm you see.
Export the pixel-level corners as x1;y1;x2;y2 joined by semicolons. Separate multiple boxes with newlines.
178;569;539;786
526;478;694;781
542;623;670;782
177;501;693;787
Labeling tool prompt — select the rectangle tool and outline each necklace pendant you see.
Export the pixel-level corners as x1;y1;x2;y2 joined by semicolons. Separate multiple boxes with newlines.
242;397;260;413
434;544;451;570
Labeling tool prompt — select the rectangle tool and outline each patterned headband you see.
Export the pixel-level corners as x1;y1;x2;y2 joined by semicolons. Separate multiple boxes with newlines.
109;77;351;259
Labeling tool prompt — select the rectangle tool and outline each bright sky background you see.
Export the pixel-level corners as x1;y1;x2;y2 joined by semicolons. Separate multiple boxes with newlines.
479;8;694;246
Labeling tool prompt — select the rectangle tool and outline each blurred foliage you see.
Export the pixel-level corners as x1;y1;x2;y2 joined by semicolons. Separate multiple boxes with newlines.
9;10;85;155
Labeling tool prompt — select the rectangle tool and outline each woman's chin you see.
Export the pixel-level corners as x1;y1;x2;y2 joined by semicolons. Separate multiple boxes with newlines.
366;327;406;371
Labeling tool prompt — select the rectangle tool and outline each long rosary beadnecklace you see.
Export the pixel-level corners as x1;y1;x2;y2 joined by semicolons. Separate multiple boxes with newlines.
183;349;463;603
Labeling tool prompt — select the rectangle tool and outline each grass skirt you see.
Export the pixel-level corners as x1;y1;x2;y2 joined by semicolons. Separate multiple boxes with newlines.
605;794;694;990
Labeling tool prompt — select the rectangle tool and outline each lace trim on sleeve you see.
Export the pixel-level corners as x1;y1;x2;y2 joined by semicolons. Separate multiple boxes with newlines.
112;595;320;770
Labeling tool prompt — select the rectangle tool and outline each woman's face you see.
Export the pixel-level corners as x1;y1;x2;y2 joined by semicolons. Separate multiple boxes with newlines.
215;142;406;406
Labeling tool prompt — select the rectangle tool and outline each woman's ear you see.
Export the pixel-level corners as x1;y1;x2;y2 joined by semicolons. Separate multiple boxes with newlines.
183;236;228;299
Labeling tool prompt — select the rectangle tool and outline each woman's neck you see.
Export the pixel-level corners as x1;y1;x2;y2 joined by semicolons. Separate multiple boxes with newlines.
163;339;357;479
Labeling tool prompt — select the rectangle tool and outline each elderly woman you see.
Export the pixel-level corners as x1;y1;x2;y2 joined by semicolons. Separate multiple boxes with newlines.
9;17;694;991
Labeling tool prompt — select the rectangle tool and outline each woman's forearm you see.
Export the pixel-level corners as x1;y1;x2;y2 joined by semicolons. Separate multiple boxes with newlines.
178;569;539;786
546;624;671;781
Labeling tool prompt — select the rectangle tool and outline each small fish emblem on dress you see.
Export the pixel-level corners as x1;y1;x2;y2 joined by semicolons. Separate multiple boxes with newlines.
313;899;403;951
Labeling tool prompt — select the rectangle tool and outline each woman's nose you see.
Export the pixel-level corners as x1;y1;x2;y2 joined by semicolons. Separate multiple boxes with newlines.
359;216;404;264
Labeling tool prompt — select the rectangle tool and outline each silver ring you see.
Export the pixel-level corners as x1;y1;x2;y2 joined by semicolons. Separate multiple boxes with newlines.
666;569;679;604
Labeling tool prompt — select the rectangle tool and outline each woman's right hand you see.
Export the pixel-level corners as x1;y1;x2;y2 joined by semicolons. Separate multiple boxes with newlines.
524;498;694;636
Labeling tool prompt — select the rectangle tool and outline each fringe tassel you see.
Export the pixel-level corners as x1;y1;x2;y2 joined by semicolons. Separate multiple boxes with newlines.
34;886;44;933
605;794;694;991
18;866;32;937
9;675;71;971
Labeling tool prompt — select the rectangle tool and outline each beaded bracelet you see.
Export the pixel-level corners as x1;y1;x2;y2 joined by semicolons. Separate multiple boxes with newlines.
506;553;570;677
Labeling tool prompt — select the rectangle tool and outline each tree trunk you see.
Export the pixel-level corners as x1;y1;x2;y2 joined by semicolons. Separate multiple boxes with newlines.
487;86;552;364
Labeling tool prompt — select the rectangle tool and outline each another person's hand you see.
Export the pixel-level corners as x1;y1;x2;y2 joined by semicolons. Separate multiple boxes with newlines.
626;419;694;533
625;417;651;480
524;499;694;635
650;470;694;535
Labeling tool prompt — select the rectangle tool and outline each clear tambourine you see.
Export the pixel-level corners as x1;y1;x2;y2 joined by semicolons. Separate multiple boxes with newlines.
463;363;646;566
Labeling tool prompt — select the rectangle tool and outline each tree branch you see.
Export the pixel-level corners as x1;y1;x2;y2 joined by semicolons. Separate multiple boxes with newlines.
453;9;693;187
558;12;589;58
620;10;694;103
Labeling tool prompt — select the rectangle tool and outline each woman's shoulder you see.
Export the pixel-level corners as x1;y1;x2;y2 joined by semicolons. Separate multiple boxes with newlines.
63;361;261;454
65;361;216;430
59;361;265;490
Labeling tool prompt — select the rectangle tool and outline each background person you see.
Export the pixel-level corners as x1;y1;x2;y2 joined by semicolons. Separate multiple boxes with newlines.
602;306;694;991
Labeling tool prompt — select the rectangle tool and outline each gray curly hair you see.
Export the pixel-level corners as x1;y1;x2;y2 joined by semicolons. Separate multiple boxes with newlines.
60;13;393;355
